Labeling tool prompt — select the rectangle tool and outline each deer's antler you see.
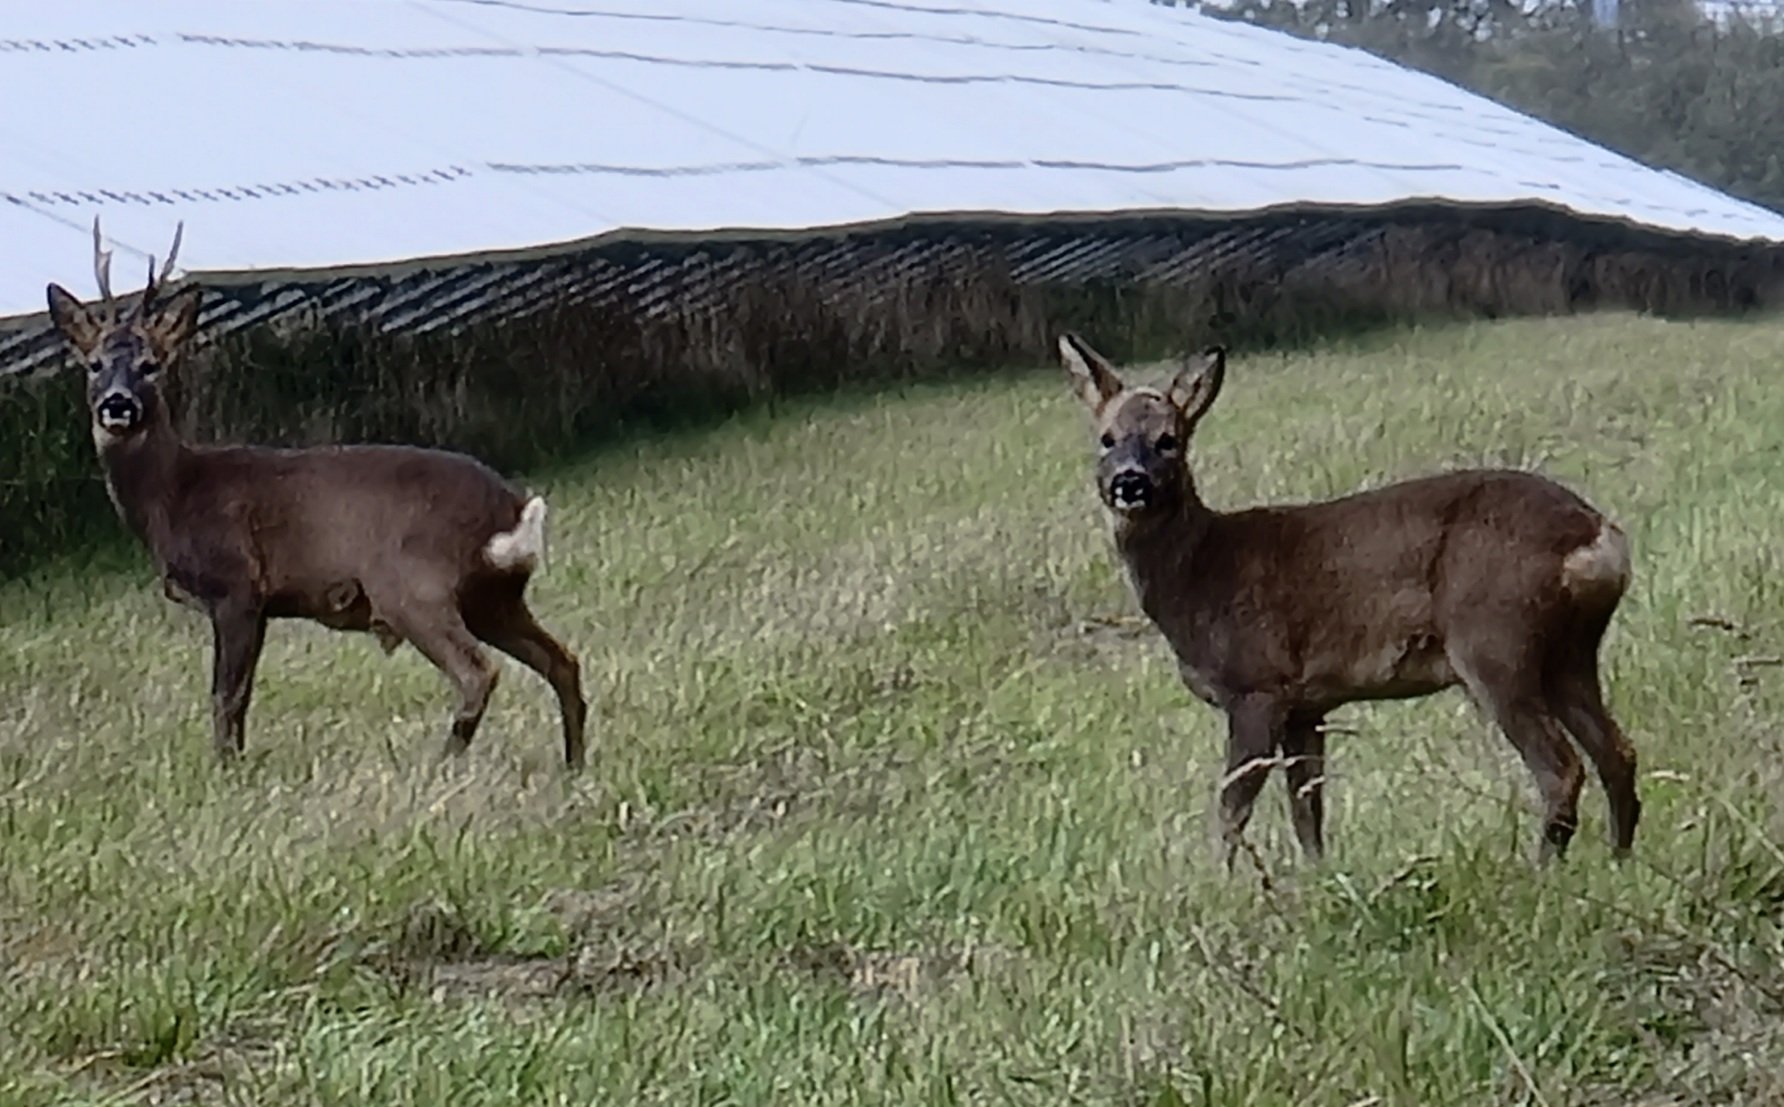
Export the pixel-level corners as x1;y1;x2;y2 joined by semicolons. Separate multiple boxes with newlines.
91;215;116;312
141;221;186;313
159;221;184;287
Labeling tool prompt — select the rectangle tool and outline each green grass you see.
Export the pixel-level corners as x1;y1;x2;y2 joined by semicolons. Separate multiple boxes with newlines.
3;314;1783;1105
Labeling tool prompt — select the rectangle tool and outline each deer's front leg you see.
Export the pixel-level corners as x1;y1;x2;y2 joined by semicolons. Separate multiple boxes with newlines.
1281;713;1327;863
1217;695;1283;871
208;599;267;760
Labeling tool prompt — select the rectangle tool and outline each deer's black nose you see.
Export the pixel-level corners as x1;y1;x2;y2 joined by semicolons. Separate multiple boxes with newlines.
95;392;141;429
1109;470;1152;508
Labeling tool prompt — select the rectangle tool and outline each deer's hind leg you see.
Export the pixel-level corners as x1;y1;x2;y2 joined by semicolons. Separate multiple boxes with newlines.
377;589;500;761
1544;613;1641;858
1448;640;1585;863
463;578;588;771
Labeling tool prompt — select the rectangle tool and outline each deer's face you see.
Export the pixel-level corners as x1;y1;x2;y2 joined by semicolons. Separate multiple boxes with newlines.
1092;388;1189;515
47;239;201;445
1059;333;1225;520
79;322;171;438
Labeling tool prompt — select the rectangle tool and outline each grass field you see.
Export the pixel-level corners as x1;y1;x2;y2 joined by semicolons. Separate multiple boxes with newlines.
3;314;1783;1106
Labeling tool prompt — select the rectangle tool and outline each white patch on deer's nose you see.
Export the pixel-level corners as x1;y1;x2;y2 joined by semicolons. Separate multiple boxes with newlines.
1109;471;1151;510
95;392;140;430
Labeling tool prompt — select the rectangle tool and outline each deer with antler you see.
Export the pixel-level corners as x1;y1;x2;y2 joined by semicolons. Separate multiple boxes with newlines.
46;220;588;768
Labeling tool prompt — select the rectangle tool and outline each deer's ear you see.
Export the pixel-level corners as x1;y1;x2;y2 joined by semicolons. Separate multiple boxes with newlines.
46;283;103;355
144;285;203;354
1059;332;1124;411
1168;346;1225;425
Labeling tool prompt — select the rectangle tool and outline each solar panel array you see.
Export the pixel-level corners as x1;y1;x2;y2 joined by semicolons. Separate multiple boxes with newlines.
5;0;1783;375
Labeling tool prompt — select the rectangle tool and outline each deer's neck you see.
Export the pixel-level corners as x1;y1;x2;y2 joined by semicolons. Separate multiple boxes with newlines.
94;413;190;561
1111;488;1217;620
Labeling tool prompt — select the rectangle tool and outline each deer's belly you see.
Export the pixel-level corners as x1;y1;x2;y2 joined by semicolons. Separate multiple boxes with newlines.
267;580;371;628
1307;633;1456;703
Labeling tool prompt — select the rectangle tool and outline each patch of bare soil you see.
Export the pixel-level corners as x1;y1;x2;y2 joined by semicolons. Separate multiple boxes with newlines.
414;941;686;1005
382;887;692;1006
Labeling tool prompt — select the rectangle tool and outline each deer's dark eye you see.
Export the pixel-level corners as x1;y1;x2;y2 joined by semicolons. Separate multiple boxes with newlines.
1099;432;1115;449
1155;433;1179;453
138;360;161;377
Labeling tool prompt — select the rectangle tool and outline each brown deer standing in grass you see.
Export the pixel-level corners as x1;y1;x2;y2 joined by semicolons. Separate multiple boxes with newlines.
1059;332;1640;865
45;219;587;768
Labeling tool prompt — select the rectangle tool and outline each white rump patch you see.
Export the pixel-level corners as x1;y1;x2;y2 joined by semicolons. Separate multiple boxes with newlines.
1561;522;1632;599
484;495;548;572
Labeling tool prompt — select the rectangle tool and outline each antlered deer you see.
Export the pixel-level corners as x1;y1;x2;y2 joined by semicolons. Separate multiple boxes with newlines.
1059;333;1639;865
46;220;587;768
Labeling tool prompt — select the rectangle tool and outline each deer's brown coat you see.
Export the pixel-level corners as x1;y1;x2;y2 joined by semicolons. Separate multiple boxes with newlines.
1061;332;1639;864
47;220;587;767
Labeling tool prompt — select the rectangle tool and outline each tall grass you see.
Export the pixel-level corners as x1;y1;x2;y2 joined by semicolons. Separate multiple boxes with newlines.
1;314;1781;1105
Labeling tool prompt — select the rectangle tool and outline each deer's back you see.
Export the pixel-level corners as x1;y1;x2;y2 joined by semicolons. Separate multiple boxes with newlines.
1140;468;1614;707
1281;467;1605;555
183;442;528;587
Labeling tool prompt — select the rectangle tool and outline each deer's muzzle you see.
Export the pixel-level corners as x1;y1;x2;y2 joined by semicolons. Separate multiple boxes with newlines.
1109;470;1153;510
95;391;143;431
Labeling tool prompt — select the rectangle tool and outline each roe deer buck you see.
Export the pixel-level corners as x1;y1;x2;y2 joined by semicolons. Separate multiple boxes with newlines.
45;219;587;768
1059;333;1640;865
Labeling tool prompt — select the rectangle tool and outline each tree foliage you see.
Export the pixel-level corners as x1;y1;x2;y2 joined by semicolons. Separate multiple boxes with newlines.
1192;0;1784;213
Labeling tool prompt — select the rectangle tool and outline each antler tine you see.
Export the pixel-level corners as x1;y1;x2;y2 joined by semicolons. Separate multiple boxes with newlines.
138;222;185;314
90;215;116;308
158;221;184;287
